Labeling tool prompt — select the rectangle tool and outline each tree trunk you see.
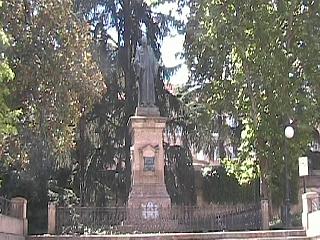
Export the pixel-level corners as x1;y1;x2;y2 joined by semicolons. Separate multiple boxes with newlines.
79;112;86;206
217;112;226;159
259;156;269;200
123;0;134;200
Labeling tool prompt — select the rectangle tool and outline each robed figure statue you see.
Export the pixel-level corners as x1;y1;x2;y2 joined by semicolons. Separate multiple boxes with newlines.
134;36;159;107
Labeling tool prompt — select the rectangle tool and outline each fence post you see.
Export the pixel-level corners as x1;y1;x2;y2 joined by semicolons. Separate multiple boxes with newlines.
261;199;269;230
11;197;28;236
48;202;57;234
302;191;318;230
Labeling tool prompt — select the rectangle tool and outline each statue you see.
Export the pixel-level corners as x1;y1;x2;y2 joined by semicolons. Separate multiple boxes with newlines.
134;36;159;107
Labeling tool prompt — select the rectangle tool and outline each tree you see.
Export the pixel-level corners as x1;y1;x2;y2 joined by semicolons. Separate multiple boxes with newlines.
2;0;105;232
184;0;320;207
0;1;20;150
0;0;22;189
202;165;259;204
165;144;196;205
3;0;105;164
73;0;196;206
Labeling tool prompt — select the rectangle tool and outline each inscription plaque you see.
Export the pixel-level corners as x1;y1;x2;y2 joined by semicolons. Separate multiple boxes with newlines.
144;157;155;171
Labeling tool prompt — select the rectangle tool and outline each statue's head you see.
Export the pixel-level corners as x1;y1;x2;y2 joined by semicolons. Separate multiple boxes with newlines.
141;36;148;47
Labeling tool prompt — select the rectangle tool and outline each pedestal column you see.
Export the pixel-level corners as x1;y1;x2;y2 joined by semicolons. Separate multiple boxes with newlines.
127;115;171;208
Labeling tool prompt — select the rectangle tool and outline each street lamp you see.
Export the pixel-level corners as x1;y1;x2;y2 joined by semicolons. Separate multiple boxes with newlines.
284;125;294;228
285;126;294;139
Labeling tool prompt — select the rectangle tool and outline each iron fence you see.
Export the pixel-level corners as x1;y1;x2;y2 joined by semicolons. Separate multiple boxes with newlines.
308;195;320;213
0;197;11;216
56;204;261;234
0;197;24;218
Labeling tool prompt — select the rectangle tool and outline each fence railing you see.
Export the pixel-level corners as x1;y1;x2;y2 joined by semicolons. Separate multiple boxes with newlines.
0;197;11;217
308;195;320;213
56;204;261;234
0;197;25;219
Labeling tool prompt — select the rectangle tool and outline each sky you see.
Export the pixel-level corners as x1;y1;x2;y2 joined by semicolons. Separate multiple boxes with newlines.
155;2;189;85
107;2;189;85
161;35;188;85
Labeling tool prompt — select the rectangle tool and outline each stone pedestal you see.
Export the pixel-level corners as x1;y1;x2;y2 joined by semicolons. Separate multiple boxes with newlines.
135;106;160;117
127;113;171;208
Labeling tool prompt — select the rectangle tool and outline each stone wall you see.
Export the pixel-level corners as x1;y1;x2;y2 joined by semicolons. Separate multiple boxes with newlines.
0;214;26;235
0;214;26;240
308;211;320;237
0;232;25;240
302;192;320;238
0;197;27;240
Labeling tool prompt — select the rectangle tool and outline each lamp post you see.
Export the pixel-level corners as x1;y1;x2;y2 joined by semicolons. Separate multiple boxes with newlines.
284;125;294;228
115;172;119;206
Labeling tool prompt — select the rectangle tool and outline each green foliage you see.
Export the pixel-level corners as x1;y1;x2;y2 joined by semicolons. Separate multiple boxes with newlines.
3;0;105;166
184;0;320;205
0;0;22;189
0;0;20;145
74;0;196;206
223;158;259;185
165;144;196;205
73;0;160;205
48;168;79;206
1;0;105;233
202;166;259;204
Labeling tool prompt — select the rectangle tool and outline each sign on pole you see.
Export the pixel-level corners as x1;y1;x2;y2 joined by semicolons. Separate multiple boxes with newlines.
299;157;309;177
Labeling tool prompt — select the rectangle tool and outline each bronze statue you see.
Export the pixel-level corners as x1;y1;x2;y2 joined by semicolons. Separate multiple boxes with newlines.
134;36;159;107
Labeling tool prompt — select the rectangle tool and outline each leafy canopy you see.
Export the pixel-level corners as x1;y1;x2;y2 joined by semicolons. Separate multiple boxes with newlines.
0;0;20;145
3;0;105;166
184;0;320;202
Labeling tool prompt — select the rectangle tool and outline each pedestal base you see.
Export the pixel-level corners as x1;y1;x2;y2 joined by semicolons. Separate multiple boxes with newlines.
128;183;171;208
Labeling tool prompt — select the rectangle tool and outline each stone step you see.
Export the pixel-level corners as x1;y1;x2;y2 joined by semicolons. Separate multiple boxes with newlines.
219;229;307;239
27;230;311;240
113;229;308;239
27;235;312;240
115;221;182;233
226;238;309;240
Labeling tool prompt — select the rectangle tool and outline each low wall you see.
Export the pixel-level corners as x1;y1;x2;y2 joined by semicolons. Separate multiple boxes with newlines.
302;192;320;238
0;214;26;240
0;197;27;240
307;211;320;237
0;214;26;235
0;232;25;240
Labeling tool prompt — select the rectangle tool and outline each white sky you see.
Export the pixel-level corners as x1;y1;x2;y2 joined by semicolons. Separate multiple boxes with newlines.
161;34;188;85
156;2;189;85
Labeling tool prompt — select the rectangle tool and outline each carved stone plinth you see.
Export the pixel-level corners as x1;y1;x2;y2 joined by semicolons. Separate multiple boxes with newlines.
127;113;171;208
135;106;160;117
